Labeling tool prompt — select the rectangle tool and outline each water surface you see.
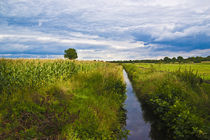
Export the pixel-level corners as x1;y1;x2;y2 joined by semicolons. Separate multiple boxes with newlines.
123;70;151;140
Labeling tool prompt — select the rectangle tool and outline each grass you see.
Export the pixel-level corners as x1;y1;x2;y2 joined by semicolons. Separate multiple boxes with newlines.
133;63;210;80
123;63;210;140
0;59;127;139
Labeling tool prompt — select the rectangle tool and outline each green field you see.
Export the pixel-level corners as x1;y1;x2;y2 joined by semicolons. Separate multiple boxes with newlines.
123;63;210;140
1;59;210;140
0;59;127;139
132;63;210;80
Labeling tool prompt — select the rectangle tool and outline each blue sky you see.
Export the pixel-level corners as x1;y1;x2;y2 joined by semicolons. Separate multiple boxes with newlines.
0;0;210;60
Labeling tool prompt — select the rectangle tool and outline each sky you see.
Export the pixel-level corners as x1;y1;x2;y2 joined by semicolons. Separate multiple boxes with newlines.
0;0;210;60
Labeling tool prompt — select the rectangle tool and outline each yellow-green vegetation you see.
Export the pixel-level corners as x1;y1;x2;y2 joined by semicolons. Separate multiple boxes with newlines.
134;63;210;80
0;59;127;139
123;63;210;140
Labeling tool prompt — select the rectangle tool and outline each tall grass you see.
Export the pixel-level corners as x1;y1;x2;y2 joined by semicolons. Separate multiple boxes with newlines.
0;59;127;139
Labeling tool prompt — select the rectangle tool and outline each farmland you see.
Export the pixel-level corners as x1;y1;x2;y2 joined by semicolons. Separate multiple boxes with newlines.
1;58;210;140
133;63;210;80
123;63;210;140
0;59;127;139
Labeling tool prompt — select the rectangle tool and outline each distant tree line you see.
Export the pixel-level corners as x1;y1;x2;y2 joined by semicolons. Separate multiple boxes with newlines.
109;56;210;63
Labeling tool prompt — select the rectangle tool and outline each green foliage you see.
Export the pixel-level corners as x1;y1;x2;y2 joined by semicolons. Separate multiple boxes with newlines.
172;57;176;63
149;81;205;139
177;56;184;63
0;59;127;139
64;48;78;60
164;57;171;63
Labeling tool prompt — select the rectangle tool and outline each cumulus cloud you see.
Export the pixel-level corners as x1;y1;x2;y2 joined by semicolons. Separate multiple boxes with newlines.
0;0;210;59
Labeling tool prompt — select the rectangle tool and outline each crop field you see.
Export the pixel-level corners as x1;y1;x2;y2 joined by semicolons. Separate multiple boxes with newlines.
0;59;127;139
1;59;210;140
123;63;210;140
133;63;210;80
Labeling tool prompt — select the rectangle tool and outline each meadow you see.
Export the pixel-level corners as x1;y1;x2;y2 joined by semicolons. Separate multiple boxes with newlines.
134;63;210;80
123;63;210;140
0;59;127;139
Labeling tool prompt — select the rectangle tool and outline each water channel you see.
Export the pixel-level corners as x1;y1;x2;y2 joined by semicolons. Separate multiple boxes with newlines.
123;70;151;140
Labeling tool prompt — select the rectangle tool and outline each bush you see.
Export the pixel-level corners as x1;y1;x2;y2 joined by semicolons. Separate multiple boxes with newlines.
149;80;206;139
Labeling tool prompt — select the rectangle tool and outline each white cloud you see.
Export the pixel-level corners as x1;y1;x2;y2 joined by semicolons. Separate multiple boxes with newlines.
0;0;210;59
0;33;145;50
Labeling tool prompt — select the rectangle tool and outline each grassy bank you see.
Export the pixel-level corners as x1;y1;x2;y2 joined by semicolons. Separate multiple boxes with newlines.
123;63;210;140
0;59;127;139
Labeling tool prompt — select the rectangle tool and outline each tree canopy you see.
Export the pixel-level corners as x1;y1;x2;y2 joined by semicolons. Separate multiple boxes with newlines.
177;56;184;63
64;48;78;60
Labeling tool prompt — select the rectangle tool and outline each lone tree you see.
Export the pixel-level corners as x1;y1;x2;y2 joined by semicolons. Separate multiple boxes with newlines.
64;48;78;60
